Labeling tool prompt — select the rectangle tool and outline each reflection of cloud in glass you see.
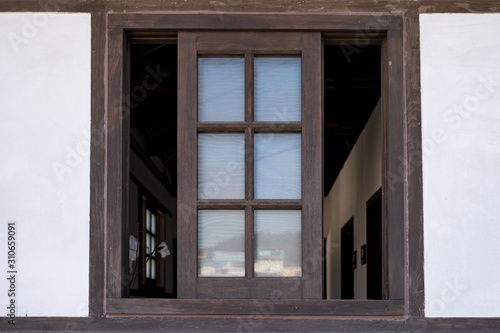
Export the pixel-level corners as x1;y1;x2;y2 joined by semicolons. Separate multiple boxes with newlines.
198;210;245;277
255;133;301;199
255;210;302;277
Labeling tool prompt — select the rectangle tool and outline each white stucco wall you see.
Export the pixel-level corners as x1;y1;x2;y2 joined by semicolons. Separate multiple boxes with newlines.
324;100;381;299
0;13;91;316
421;14;500;317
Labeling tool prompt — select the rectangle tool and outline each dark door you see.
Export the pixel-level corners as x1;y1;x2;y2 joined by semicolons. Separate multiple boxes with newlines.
366;189;382;299
341;218;354;299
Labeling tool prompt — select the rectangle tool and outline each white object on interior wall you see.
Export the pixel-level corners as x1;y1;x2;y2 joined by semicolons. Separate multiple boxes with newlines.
0;13;91;316
421;13;500;317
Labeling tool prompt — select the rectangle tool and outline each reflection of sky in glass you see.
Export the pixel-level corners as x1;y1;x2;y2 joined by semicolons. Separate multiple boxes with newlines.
255;210;302;277
255;57;301;122
255;133;301;199
198;133;245;199
198;210;245;277
198;58;245;121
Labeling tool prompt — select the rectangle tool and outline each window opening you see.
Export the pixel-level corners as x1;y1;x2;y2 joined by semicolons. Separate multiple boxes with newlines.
323;44;382;299
128;43;177;298
126;39;384;300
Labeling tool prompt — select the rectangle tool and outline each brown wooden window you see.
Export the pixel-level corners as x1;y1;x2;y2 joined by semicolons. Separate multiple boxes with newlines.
177;32;322;299
106;13;408;316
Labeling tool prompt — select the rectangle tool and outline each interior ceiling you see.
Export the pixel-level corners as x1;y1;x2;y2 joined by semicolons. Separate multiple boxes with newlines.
130;43;381;197
323;44;381;195
130;44;178;192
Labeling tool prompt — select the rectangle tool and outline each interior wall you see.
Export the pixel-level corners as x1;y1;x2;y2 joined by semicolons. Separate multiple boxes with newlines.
421;13;500;317
324;100;381;299
0;13;91;316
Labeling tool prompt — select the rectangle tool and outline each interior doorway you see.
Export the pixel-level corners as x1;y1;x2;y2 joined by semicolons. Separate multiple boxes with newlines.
366;189;382;299
341;218;354;299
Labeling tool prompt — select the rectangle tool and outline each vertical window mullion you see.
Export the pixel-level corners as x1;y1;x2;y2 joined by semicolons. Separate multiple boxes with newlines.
245;206;254;278
245;51;254;124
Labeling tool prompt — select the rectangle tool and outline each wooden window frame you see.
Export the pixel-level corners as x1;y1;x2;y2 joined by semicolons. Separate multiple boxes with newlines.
178;31;322;299
105;12;410;317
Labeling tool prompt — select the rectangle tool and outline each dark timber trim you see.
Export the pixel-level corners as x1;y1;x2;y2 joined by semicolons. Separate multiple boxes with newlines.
176;31;198;299
2;0;500;13
385;23;405;301
405;12;425;318
106;27;128;299
107;12;403;32
5;317;500;332
107;298;403;315
89;12;107;318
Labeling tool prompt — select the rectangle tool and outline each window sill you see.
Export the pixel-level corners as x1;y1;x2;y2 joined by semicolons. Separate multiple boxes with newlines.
106;298;404;316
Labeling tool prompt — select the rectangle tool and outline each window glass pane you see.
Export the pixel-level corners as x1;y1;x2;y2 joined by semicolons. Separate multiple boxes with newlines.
146;209;151;231
198;210;245;277
146;234;151;255
151;213;156;234
255;133;301;199
254;57;301;122
152;236;156;257
198;58;245;122
198;133;245;199
254;210;302;277
151;259;156;280
146;260;151;279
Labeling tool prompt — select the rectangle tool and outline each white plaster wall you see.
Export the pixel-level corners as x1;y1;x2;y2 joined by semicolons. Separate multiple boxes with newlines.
421;14;500;317
324;100;381;299
0;13;91;316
